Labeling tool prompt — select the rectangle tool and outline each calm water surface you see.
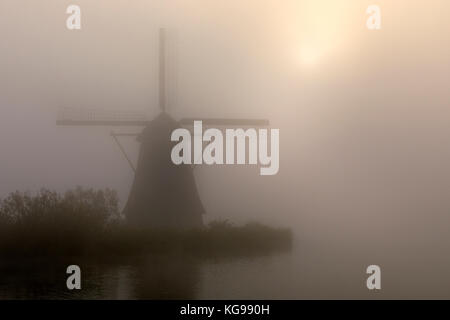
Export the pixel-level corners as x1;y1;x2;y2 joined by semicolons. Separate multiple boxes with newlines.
1;236;449;299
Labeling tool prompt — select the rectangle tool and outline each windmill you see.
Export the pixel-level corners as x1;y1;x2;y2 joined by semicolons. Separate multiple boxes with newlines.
57;29;270;229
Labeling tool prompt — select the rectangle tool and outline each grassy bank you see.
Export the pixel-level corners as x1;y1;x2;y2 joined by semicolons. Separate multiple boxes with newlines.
0;188;292;259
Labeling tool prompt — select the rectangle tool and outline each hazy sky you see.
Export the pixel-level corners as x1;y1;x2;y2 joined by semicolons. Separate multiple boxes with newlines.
1;0;450;250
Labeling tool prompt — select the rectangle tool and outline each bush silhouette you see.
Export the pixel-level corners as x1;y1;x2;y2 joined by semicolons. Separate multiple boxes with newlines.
0;188;291;258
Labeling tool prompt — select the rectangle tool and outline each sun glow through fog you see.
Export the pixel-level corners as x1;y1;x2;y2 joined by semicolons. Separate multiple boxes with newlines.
299;45;321;66
290;0;361;68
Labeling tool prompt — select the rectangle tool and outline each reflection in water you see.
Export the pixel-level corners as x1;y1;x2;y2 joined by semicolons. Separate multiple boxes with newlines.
0;255;202;299
2;232;450;299
8;239;425;299
131;255;200;299
0;249;298;300
0;239;398;300
4;238;441;299
3;238;444;299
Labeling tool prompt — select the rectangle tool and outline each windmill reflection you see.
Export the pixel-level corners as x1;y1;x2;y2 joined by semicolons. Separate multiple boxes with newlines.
129;255;200;299
0;256;201;299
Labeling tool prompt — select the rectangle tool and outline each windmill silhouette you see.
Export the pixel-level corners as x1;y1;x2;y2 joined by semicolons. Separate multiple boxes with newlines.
57;29;269;229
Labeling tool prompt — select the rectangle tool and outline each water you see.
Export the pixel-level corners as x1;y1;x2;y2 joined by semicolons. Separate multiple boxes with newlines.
1;236;449;299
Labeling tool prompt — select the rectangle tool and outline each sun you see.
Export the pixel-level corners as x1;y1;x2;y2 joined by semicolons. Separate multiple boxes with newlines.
287;0;360;69
298;46;321;67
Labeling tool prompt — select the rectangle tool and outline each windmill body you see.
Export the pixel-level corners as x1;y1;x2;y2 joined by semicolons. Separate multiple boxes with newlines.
124;112;204;228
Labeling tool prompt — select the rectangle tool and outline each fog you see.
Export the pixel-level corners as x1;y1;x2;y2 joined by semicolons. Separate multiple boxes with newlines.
1;0;450;298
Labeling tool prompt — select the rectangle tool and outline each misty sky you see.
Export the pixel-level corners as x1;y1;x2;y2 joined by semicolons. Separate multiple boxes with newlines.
1;0;450;254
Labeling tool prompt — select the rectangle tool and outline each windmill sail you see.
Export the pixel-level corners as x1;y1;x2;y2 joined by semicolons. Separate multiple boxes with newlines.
56;107;149;126
180;118;269;127
159;28;167;112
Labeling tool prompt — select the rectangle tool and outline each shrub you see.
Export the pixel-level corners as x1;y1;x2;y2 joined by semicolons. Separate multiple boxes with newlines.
0;188;291;259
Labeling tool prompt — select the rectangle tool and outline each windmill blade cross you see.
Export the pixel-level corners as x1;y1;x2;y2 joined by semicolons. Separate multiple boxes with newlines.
56;119;150;126
56;107;150;126
179;118;270;127
159;28;166;112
